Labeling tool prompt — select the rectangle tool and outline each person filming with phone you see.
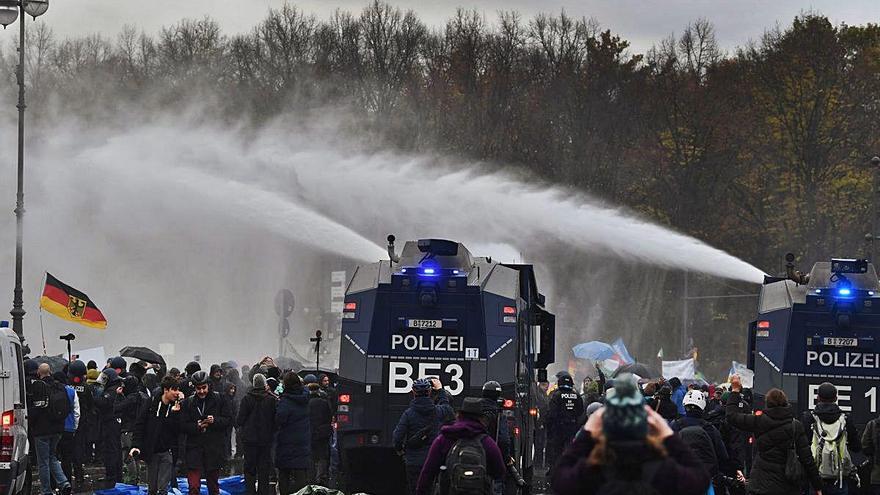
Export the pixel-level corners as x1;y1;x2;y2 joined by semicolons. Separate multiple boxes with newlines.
179;371;232;495
551;373;711;495
129;375;184;495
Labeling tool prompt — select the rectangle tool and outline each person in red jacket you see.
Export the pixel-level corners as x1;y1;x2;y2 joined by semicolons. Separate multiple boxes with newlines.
416;397;505;495
552;374;711;495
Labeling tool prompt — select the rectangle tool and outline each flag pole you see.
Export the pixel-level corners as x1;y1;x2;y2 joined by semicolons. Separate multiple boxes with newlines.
38;272;48;355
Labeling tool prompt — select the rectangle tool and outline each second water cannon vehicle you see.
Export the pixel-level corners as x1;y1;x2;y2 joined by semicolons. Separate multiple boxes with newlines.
748;254;880;425
335;236;555;494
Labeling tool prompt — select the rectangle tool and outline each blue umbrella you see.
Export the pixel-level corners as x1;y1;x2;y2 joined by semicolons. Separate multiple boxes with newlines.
572;341;616;362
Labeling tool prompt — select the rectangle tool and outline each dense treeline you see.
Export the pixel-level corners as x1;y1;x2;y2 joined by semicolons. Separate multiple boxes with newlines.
3;3;878;269
2;2;879;373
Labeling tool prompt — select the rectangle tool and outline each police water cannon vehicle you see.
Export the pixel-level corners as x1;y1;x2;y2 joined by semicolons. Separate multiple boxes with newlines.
748;254;880;426
335;236;556;495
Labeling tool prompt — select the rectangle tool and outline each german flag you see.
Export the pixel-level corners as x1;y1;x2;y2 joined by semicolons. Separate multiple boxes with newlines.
40;273;107;329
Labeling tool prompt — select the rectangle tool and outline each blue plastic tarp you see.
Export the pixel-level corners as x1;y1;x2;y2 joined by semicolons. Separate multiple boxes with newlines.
94;475;245;495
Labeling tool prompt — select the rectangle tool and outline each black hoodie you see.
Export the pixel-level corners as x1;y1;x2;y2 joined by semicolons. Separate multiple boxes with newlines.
236;386;277;446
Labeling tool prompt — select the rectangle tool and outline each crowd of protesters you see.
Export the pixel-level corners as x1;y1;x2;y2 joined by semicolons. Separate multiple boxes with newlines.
21;350;880;495
22;355;339;495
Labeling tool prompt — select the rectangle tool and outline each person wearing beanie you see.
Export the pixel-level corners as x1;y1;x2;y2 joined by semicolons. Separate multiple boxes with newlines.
94;366;126;487
802;381;860;492
415;397;506;495
552;374;711;495
235;373;278;495
87;360;98;370
274;371;311;494
67;360;96;488
306;380;333;486
546;373;584;475
53;371;80;490
393;379;453;494
725;375;822;495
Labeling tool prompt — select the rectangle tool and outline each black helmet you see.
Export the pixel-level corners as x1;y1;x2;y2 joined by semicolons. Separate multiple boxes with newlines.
558;375;574;388
482;380;502;400
191;370;209;386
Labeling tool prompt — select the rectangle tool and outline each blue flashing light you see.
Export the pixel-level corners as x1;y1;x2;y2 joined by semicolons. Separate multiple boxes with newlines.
838;288;852;296
400;268;407;273
423;268;435;275
453;270;460;275
871;291;876;296
815;289;822;294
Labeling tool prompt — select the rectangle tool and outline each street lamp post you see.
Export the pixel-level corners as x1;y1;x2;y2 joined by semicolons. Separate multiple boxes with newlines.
0;0;49;350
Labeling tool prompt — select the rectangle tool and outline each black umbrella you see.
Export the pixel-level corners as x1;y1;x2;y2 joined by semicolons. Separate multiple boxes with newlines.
32;355;68;373
119;346;166;367
613;362;660;379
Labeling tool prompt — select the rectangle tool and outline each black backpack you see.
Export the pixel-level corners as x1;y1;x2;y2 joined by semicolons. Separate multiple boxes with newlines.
679;424;718;475
444;434;491;495
47;381;71;422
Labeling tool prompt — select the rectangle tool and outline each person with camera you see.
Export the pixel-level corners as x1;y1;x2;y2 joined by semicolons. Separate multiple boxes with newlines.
129;376;184;495
552;374;711;495
725;375;823;495
180;370;232;495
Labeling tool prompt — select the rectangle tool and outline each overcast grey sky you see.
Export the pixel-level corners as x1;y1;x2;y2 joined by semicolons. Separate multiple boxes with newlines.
36;1;880;54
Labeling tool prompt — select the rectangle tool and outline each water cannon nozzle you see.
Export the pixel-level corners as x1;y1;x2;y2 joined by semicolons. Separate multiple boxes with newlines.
387;234;400;263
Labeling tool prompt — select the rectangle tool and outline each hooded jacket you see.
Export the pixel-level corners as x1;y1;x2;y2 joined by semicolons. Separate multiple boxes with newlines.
274;387;311;470
392;395;453;466
725;391;822;494
132;393;181;457
94;376;125;431
415;416;506;495
307;385;333;448
672;411;729;476
552;431;711;495
236;386;277;446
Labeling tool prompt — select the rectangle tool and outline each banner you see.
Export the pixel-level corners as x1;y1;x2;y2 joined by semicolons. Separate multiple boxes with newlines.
611;338;635;365
662;358;696;380
728;361;755;388
72;346;105;367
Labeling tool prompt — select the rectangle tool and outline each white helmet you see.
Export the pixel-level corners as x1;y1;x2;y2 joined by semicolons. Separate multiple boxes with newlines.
683;389;707;410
